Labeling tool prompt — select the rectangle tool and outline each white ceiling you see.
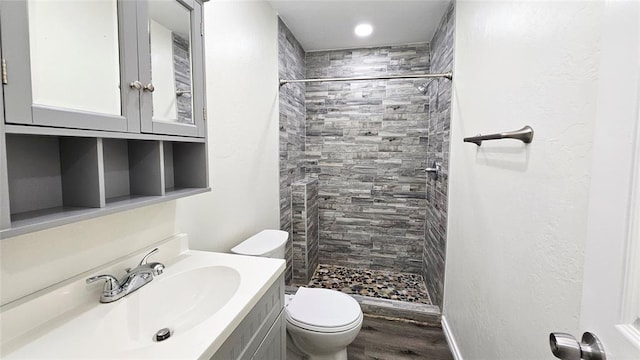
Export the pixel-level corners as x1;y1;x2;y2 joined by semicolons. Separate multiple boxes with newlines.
268;0;450;52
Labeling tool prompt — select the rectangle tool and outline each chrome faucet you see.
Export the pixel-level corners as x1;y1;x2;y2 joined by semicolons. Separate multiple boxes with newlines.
86;248;165;303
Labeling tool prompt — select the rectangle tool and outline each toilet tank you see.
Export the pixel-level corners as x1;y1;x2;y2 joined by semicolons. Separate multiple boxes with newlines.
230;230;289;259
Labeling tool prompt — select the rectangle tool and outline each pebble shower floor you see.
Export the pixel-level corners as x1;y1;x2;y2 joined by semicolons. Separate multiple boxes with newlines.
307;264;432;304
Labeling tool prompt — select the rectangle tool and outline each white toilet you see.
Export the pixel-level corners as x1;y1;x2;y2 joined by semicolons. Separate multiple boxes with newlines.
231;230;363;360
230;229;288;258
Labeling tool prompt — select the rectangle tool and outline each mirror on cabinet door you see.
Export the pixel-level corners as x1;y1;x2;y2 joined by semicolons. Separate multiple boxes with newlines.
147;0;193;125
28;0;121;116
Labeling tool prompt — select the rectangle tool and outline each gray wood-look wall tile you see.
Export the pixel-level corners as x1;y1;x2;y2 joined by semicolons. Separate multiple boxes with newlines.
291;178;319;284
305;44;430;274
423;1;454;309
278;6;454;301
278;18;306;284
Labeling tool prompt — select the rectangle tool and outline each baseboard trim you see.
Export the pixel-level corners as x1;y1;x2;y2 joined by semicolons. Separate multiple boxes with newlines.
441;315;463;360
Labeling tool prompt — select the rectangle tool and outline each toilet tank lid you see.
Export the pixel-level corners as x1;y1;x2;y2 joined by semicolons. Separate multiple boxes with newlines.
231;230;289;256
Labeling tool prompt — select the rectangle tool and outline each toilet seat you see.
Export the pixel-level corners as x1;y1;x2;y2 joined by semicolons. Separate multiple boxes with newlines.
286;287;362;333
286;312;363;333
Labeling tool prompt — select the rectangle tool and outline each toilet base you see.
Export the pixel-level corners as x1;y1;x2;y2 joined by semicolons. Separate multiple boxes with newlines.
286;332;306;360
309;349;347;360
286;331;349;360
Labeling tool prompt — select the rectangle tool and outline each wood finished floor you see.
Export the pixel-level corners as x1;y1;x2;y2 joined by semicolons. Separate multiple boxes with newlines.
347;315;454;360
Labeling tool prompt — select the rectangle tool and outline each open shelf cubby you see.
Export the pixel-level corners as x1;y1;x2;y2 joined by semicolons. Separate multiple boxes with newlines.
1;135;209;238
6;134;102;230
163;141;207;194
103;139;163;205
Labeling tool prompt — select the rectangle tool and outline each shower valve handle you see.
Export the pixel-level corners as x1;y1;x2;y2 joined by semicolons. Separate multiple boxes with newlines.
424;162;441;173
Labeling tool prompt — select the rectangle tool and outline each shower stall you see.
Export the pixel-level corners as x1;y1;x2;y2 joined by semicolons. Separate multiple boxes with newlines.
278;3;454;314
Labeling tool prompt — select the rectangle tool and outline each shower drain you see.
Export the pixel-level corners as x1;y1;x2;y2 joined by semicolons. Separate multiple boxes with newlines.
154;327;172;342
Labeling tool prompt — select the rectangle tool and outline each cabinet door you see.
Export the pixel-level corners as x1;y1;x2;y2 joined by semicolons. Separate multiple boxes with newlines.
137;0;205;138
251;312;286;360
0;0;140;132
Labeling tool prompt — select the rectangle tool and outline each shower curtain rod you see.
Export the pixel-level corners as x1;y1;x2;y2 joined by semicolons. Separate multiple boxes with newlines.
279;72;453;86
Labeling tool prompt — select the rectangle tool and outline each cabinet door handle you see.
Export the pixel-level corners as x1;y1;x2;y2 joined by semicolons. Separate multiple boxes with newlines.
129;80;142;90
143;83;155;93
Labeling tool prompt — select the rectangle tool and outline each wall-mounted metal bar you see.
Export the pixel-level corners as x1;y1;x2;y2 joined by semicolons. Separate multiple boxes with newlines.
279;72;453;87
463;125;534;146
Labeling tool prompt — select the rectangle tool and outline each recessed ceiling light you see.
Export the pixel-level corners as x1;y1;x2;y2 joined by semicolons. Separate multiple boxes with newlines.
354;23;373;37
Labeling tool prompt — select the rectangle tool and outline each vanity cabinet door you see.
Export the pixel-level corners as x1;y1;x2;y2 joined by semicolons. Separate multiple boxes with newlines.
0;0;140;133
136;0;206;137
251;312;286;360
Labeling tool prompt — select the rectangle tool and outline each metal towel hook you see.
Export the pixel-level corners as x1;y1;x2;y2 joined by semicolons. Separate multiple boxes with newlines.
463;125;534;146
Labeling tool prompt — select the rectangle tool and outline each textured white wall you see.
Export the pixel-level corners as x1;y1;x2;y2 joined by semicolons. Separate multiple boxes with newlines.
444;1;603;359
175;1;280;252
0;203;177;305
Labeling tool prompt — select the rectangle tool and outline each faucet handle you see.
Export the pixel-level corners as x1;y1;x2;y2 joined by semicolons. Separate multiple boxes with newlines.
86;274;120;291
139;248;159;266
154;263;165;275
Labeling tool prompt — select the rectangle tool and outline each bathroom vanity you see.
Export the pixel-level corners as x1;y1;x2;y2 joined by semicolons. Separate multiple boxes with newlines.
211;274;286;360
0;234;286;359
0;0;209;239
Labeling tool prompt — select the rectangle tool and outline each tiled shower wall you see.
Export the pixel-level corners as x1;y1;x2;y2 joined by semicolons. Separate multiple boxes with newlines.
292;178;319;284
278;19;306;283
305;45;430;274
423;2;455;308
278;10;453;295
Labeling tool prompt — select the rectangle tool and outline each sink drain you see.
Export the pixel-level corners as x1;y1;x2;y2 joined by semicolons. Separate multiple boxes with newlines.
154;328;172;342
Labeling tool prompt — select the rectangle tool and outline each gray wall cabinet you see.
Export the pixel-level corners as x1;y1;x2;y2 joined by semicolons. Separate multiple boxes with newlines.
0;0;209;239
0;0;205;137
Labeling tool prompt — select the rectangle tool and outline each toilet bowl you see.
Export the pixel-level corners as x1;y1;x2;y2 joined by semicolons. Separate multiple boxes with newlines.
232;230;364;360
285;287;363;360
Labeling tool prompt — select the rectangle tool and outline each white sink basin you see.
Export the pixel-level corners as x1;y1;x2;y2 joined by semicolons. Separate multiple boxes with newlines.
0;235;285;359
97;266;240;352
